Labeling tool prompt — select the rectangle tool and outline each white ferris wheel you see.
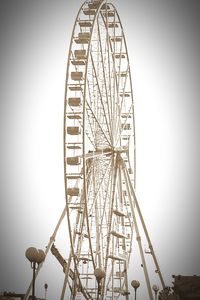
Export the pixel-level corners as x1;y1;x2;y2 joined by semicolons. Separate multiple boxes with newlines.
24;1;166;299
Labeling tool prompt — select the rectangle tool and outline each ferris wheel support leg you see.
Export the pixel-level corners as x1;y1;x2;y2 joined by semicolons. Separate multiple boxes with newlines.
123;161;166;290
60;251;72;300
121;161;153;300
64;195;91;300
101;156;118;300
23;207;67;300
118;164;130;300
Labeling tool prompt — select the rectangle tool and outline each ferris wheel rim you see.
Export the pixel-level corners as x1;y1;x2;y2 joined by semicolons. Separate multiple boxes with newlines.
63;0;136;298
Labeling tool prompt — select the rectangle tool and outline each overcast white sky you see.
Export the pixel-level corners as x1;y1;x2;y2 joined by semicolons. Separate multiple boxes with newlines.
0;0;200;299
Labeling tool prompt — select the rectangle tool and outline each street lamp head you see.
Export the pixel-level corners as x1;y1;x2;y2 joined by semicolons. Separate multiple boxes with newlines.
131;280;140;290
25;247;45;264
35;249;45;264
152;284;159;292
94;268;106;282
25;247;38;263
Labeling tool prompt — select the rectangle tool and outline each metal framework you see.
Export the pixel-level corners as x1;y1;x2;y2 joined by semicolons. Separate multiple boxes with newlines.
62;1;165;299
23;1;166;299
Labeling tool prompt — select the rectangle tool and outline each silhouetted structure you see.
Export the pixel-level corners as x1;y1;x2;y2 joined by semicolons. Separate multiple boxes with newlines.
159;275;200;300
173;275;200;300
0;293;25;300
0;293;45;300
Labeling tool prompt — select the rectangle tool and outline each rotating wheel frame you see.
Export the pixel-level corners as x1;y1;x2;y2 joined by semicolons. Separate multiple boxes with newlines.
64;1;136;299
22;1;166;300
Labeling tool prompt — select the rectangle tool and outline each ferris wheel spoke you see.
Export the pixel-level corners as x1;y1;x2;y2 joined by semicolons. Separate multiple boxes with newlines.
87;157;112;217
101;13;118;122
96;17;113;141
90;160;113;268
89;52;113;144
82;178;97;273
99;10;114;130
99;158;115;230
85;96;112;147
84;149;112;160
88;157;114;255
85;104;98;149
110;48;125;145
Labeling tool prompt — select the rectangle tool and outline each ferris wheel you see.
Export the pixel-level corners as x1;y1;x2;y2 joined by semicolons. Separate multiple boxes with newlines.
63;0;165;299
64;0;136;297
24;1;166;299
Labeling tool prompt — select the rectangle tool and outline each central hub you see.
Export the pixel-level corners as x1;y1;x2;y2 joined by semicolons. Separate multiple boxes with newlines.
113;147;128;154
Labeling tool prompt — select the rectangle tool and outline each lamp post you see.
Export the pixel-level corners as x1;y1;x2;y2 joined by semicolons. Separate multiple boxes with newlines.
25;247;45;300
152;284;159;300
94;268;105;300
131;280;140;300
44;283;48;300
